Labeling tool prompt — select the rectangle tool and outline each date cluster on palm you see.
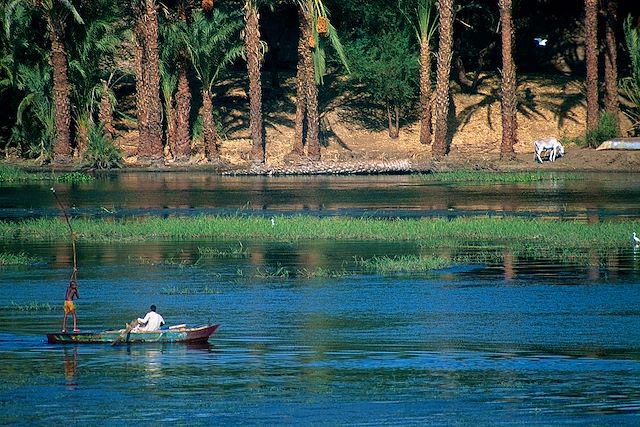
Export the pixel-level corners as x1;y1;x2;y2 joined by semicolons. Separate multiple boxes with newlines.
202;0;214;12
317;16;329;37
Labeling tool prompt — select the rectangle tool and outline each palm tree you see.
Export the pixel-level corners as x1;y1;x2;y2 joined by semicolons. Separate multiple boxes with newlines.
133;0;163;163
584;0;599;131
432;0;453;158
297;3;320;160
290;0;349;161
189;1;270;165
158;0;193;163
184;9;243;161
5;0;83;163
499;0;516;159
244;0;266;164
603;0;619;127
68;17;120;156
417;0;438;146
174;2;193;163
14;63;54;160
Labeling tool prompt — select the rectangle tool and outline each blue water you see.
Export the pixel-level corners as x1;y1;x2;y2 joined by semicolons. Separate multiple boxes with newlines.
1;244;640;425
1;173;640;425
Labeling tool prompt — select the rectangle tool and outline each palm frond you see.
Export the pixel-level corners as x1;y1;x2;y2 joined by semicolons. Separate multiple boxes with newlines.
58;0;84;25
183;9;243;90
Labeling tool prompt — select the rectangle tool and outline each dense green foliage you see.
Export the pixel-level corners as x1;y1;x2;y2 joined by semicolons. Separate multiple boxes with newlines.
0;1;639;161
346;30;419;130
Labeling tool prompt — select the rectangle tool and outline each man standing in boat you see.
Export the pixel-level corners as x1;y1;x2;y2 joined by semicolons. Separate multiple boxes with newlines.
62;270;80;333
133;305;165;332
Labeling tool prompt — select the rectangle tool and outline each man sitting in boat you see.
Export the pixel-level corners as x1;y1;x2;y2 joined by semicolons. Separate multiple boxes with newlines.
132;305;165;332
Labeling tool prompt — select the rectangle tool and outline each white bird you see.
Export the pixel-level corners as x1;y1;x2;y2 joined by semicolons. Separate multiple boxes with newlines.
633;232;640;245
534;37;548;47
271;217;276;228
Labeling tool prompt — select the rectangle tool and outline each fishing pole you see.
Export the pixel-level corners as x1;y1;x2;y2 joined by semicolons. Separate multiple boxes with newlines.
51;188;77;280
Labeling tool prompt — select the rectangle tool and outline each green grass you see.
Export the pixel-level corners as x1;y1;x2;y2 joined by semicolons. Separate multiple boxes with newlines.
417;171;580;183
2;216;637;251
0;164;93;183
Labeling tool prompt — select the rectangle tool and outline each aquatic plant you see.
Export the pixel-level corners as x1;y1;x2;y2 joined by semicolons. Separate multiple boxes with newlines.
197;242;249;258
0;165;32;182
0;251;40;266
355;255;451;274
8;301;53;312
1;216;638;251
161;286;193;295
256;265;291;279
416;171;580;183
56;172;94;183
0;165;93;183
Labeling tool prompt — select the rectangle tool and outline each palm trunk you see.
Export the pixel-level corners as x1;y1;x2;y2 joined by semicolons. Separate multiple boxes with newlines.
134;28;149;158
98;79;115;140
300;7;320;161
174;61;192;162
201;89;219;160
291;12;307;157
165;98;177;160
585;0;599;131
419;32;432;145
245;1;265;164
142;0;163;162
433;0;454;158
603;0;619;125
76;114;89;157
48;17;72;163
500;0;517;159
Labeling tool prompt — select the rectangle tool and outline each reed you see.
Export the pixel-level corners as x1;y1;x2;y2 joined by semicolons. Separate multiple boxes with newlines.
0;165;32;182
2;216;638;250
0;251;39;266
355;255;451;274
8;301;53;311
197;242;248;258
417;171;580;183
0;165;93;183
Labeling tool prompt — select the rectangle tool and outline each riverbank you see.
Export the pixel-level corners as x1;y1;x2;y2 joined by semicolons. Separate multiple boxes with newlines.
5;74;640;174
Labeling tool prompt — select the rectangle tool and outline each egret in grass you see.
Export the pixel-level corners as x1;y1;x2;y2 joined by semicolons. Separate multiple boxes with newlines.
271;217;276;228
634;232;640;246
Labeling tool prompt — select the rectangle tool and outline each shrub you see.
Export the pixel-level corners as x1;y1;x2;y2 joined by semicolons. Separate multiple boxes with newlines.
571;111;619;148
584;111;620;148
82;123;122;169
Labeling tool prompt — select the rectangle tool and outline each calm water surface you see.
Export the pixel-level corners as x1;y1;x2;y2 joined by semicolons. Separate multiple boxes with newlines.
2;171;640;220
1;173;640;425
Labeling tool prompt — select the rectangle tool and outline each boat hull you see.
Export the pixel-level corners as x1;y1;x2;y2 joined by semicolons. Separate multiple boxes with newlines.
46;324;219;345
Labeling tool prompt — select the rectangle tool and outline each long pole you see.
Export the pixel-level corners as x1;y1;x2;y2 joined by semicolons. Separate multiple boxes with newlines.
51;188;77;279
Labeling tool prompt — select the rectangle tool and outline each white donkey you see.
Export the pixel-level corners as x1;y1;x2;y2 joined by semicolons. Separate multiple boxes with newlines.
534;137;564;163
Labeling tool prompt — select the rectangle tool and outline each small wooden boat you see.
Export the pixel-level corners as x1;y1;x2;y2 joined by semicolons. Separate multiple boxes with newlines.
596;138;640;150
46;324;220;345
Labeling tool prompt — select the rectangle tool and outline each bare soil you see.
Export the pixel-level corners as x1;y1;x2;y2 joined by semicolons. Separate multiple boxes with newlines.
200;73;640;174
29;72;637;174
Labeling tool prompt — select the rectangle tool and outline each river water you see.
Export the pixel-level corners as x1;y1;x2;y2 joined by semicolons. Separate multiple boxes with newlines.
1;172;639;425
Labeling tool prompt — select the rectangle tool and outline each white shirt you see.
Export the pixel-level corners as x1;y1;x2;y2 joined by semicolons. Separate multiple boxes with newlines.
136;311;165;332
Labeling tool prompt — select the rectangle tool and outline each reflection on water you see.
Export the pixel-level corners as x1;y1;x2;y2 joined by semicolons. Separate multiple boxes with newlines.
62;346;77;389
2;172;640;220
